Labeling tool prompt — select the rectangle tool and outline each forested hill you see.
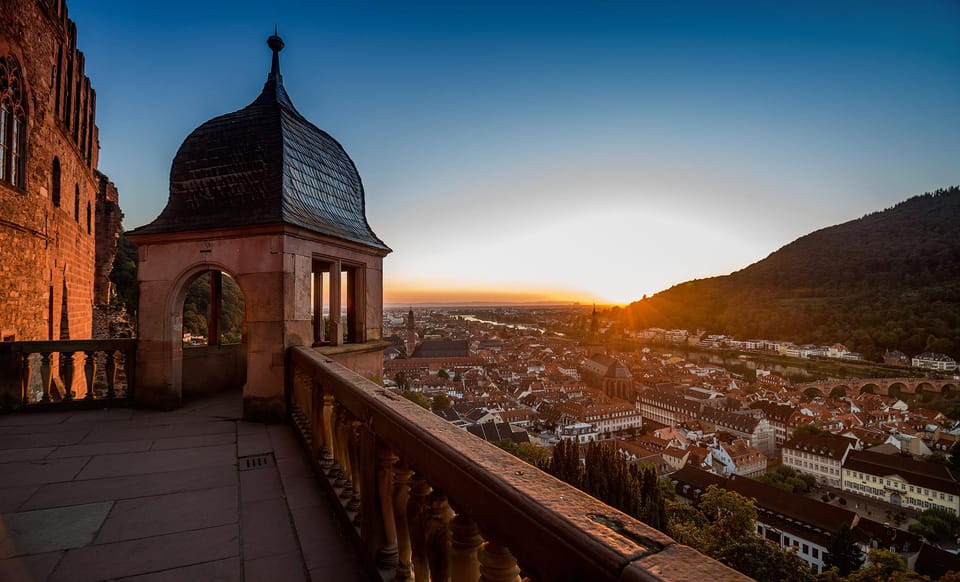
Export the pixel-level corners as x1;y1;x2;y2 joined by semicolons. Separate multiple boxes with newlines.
620;186;960;362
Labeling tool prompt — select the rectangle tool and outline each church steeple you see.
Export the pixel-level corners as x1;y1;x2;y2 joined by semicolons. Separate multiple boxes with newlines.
405;307;417;357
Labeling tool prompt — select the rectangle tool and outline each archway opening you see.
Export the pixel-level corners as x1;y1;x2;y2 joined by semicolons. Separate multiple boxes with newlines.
829;385;849;399
888;382;906;400
859;383;879;395
180;270;246;401
943;384;957;400
914;382;934;404
803;387;824;400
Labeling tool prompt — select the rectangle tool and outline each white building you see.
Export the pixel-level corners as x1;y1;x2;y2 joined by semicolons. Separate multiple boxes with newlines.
782;432;856;488
912;352;958;371
559;422;599;444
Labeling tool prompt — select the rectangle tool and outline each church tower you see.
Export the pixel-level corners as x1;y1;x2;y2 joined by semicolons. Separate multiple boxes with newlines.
405;307;416;356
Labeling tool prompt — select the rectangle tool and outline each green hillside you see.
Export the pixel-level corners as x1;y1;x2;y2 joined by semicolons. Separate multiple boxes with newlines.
621;186;960;362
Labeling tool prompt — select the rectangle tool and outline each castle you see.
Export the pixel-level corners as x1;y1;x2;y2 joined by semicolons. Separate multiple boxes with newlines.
0;0;122;346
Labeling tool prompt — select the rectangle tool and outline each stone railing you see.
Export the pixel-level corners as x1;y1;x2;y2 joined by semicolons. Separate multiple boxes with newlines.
0;339;137;407
287;346;747;581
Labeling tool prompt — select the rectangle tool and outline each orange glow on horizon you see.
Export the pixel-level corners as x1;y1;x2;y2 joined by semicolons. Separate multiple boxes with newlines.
383;280;615;306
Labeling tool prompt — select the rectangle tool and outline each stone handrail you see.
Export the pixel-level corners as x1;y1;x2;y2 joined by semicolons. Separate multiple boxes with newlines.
0;339;137;406
288;346;747;581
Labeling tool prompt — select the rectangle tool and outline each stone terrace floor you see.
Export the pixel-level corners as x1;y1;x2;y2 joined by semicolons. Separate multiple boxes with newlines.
0;392;369;582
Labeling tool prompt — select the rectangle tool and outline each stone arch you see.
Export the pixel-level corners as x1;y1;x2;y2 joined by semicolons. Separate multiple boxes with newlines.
859;383;879;395
942;383;957;400
830;385;850;398
163;260;249;406
915;382;935;403
804;386;825;399
887;382;907;400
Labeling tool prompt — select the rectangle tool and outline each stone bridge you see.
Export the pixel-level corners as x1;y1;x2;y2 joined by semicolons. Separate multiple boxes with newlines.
796;377;958;400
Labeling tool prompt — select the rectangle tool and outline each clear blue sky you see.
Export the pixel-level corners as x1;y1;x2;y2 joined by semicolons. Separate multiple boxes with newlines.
70;0;960;304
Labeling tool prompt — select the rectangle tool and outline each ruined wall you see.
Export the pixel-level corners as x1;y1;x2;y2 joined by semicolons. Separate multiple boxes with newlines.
94;171;122;304
0;0;106;342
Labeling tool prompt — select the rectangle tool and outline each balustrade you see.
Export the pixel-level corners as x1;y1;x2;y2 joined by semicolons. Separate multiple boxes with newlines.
287;346;747;582
1;339;136;407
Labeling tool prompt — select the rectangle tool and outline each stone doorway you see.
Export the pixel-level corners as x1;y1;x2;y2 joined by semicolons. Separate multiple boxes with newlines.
179;269;247;401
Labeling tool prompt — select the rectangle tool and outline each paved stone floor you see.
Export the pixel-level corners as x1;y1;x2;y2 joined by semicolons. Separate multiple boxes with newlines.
0;392;369;581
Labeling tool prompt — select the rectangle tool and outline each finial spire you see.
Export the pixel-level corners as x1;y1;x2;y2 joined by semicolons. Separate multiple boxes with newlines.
267;27;284;77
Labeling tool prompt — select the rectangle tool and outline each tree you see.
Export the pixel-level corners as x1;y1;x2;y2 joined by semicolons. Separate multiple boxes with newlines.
665;501;708;549
824;524;864;576
665;487;812;582
950;440;960;469
400;390;429;410
712;535;814;582
908;507;960;542
697;485;757;549
841;549;927;582
494;439;519;457
792;423;831;437
430;393;451;411
516;442;550;468
437;368;450;380
109;232;139;314
755;465;816;494
549;439;582;486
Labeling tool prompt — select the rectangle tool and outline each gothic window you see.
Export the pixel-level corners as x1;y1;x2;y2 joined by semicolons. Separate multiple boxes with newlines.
86;201;91;233
74;184;79;221
52;157;61;205
0;56;27;189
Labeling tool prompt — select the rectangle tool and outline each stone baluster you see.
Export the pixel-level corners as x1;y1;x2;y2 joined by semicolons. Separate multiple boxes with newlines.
320;393;336;474
40;352;52;403
407;473;432;582
310;377;324;460
83;351;96;400
347;420;362;515
105;350;117;399
478;541;521;582
332;404;348;488
19;352;32;404
376;446;400;569
61;351;74;400
425;491;451;581
123;347;136;400
392;463;415;581
449;512;482;582
338;412;354;501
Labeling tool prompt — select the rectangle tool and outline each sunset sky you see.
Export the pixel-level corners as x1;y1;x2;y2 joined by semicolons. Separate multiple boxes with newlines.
70;0;960;305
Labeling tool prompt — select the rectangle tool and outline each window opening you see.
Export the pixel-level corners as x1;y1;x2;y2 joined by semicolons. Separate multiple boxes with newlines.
0;55;27;189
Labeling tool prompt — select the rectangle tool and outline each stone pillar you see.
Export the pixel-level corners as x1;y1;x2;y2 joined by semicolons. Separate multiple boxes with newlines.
208;270;222;346
328;259;342;346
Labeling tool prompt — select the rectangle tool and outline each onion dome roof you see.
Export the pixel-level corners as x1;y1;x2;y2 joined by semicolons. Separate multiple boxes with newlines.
131;33;389;252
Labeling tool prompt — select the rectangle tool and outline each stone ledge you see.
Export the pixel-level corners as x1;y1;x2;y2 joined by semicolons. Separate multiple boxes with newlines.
313;340;391;357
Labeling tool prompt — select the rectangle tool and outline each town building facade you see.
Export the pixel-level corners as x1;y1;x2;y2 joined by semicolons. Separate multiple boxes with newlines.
782;432;856;488
842;449;960;516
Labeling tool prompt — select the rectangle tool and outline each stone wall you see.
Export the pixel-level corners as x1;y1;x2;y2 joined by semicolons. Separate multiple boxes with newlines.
94;172;122;304
0;0;113;342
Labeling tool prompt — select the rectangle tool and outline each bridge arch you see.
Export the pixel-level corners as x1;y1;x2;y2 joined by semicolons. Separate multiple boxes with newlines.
829;385;850;398
887;382;907;400
943;383;957;400
803;386;825;399
859;383;879;395
915;382;935;403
